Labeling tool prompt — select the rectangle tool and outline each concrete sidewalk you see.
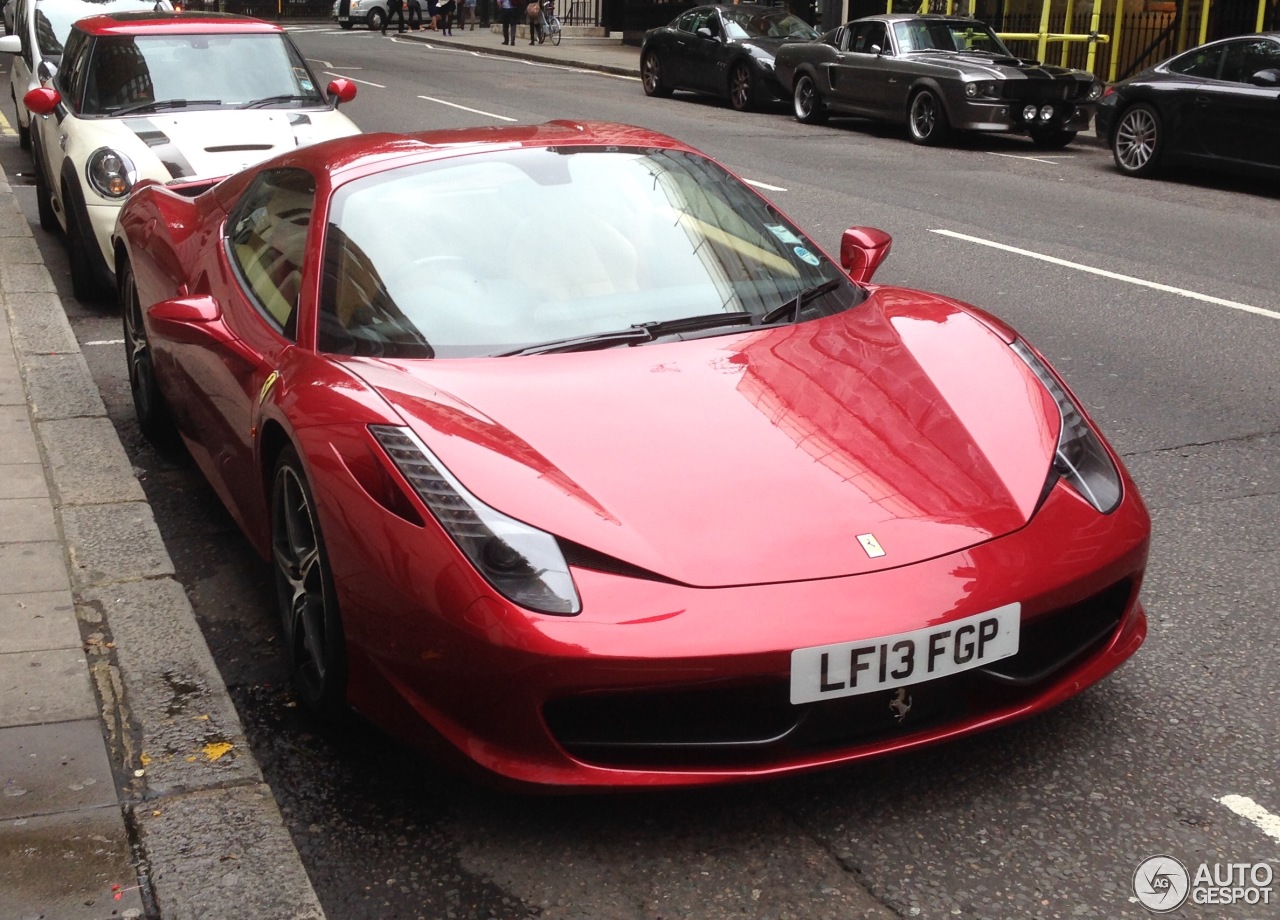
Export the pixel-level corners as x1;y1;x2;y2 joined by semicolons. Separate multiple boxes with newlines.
0;27;641;918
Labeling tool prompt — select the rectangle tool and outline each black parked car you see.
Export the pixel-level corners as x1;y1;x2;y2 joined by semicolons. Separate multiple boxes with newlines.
641;3;819;111
1096;32;1280;179
774;14;1102;147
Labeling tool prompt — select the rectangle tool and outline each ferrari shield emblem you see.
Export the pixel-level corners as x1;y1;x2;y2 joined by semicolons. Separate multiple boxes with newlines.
857;533;885;558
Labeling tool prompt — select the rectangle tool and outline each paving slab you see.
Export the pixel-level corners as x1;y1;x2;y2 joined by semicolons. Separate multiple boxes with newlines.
60;502;175;587
0;496;59;542
0;590;81;655
0;461;50;500
20;352;108;421
0;541;71;595
39;417;147;506
0;807;144;920
0;647;98;727
0;405;42;463
0;235;43;266
0;719;118;820
0;261;56;294
6;291;83;355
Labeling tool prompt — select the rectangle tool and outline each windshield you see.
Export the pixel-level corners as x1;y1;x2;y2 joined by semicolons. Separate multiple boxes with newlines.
81;31;321;114
319;147;861;359
721;8;818;41
893;19;1012;56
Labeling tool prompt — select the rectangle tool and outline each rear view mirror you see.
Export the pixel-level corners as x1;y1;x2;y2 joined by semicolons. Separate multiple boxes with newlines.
23;86;60;116
840;226;892;283
1247;68;1280;87
0;35;19;55
327;77;358;106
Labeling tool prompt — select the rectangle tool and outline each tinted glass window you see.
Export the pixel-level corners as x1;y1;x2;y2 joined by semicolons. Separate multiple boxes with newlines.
1167;45;1222;78
319;147;862;360
851;22;888;54
228;168;315;337
1220;38;1280;83
720;7;816;40
893;19;1011;56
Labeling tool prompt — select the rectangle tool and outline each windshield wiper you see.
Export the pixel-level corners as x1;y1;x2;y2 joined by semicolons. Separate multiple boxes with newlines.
759;278;842;326
240;94;318;109
497;311;755;357
110;98;222;116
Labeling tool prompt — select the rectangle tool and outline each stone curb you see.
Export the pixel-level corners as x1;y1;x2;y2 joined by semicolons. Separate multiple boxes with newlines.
0;166;325;919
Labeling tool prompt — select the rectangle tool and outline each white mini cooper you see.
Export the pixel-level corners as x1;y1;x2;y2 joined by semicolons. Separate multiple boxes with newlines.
15;11;360;300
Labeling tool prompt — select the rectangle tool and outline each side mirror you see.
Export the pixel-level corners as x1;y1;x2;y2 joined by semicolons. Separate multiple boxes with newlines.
870;43;883;55
840;226;892;284
327;77;357;106
36;59;57;85
0;34;20;55
148;296;258;364
1247;67;1280;87
23;86;60;116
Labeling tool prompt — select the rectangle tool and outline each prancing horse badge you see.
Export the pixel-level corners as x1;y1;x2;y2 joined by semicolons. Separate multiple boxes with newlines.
857;533;885;558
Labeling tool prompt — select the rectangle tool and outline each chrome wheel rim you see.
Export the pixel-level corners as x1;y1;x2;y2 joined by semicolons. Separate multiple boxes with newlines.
795;76;814;119
730;66;750;109
272;466;330;696
911;93;936;139
1115;108;1156;172
122;270;155;421
642;54;660;93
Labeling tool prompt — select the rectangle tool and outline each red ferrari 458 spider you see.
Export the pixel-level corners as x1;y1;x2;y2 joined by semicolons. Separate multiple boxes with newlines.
114;121;1150;789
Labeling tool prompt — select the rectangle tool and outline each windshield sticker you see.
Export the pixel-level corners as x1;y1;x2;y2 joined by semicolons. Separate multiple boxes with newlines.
766;224;803;245
794;246;821;266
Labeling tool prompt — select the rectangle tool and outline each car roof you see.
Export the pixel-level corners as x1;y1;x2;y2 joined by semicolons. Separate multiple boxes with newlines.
857;14;989;23
73;10;283;36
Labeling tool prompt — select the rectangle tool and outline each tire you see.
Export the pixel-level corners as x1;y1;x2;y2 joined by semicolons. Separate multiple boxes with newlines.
907;88;951;146
14;92;30;150
729;61;754;112
63;180;110;303
339;20;354;28
792;73;827;124
1112;103;1163;177
641;51;672;98
272;446;348;719
32;137;57;232
120;259;178;447
1029;127;1076;149
367;7;385;30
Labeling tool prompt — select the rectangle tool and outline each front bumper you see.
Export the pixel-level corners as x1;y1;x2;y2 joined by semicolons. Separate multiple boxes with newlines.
306;418;1150;789
950;98;1096;135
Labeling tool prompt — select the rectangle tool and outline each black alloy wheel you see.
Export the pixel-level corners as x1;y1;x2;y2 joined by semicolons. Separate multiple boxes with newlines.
792;73;827;124
1029;127;1077;149
1112;103;1163;177
908;89;951;146
272;446;348;719
120;260;177;447
641;51;672;97
729;62;754;112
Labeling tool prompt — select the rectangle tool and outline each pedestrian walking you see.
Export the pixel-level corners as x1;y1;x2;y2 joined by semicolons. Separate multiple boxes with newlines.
524;0;542;44
406;0;423;29
381;0;406;32
458;0;475;29
496;0;516;44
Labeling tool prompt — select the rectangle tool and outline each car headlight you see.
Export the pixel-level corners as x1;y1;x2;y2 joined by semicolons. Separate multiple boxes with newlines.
370;425;582;614
964;81;998;98
1086;81;1103;101
1011;340;1122;513
86;148;136;199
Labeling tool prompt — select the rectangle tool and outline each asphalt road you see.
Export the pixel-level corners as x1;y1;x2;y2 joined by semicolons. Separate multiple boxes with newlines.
3;25;1279;920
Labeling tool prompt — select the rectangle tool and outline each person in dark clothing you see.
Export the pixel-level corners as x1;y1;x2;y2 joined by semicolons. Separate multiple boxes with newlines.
437;0;456;34
495;0;516;44
406;0;423;29
381;0;406;32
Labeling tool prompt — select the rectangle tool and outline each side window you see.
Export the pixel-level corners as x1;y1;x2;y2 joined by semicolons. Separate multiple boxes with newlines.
17;0;33;69
56;30;90;105
674;10;699;33
1167;46;1222;79
852;23;886;54
1222;39;1280;83
227;168;316;339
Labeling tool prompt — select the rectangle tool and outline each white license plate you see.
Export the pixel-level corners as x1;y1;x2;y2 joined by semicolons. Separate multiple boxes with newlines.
789;604;1020;704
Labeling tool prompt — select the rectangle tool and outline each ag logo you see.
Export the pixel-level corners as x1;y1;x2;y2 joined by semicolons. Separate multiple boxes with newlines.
1133;855;1190;913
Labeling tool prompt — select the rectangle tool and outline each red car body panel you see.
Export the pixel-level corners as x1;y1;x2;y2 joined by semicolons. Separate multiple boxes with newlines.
113;121;1151;788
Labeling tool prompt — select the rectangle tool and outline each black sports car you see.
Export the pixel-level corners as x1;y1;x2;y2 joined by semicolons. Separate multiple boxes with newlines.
1095;32;1280;179
774;14;1102;147
641;3;819;111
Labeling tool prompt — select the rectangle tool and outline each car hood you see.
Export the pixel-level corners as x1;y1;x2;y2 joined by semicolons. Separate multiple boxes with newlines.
88;108;359;183
909;50;1086;80
349;289;1060;587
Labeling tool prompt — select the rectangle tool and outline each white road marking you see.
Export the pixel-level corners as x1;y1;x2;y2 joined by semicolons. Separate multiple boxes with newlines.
83;339;125;346
417;95;517;121
322;71;386;88
745;179;787;192
931;228;1279;321
1218;795;1280;843
987;151;1073;166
